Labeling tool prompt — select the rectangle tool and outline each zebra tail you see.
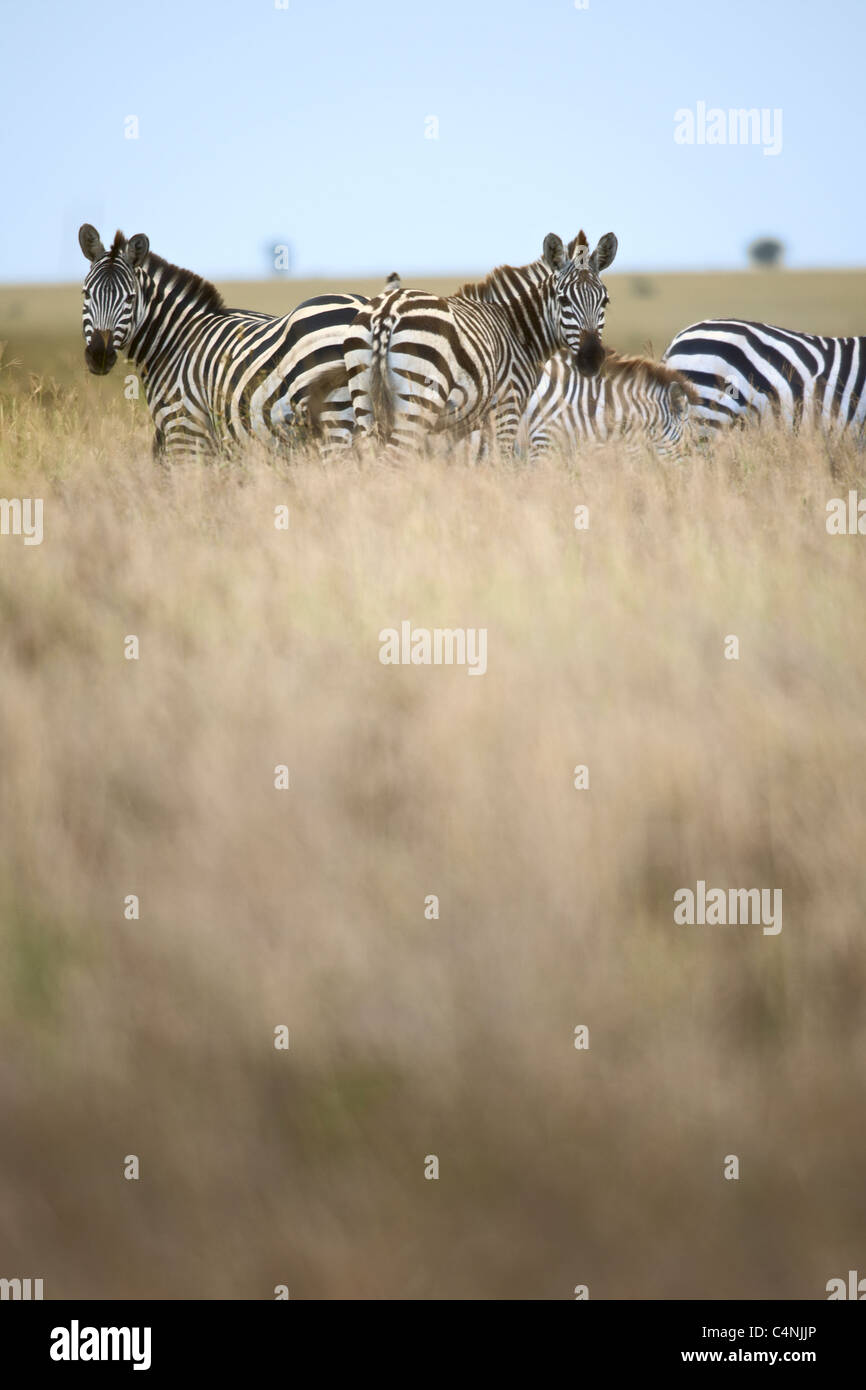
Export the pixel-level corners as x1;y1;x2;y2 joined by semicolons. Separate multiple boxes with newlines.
370;307;395;443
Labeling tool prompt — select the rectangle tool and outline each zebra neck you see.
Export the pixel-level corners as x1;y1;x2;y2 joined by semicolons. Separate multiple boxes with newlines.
459;260;558;361
127;256;225;372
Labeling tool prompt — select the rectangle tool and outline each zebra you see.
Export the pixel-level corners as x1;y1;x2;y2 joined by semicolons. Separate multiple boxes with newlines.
340;230;618;457
522;348;698;461
79;223;369;457
662;319;866;438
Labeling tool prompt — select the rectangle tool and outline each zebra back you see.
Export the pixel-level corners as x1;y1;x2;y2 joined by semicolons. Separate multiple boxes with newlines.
662;318;866;436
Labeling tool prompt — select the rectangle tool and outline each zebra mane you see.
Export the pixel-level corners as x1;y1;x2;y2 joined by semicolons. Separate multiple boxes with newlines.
108;230;127;261
457;259;549;302
602;350;699;400
135;243;226;314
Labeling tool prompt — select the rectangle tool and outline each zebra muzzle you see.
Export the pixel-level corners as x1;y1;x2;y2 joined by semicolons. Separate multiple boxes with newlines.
576;332;605;378
85;330;117;374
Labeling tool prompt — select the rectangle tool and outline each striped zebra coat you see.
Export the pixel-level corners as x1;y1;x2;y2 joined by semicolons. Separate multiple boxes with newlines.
662;319;866;437
522;349;698;461
341;231;618;456
79;224;366;457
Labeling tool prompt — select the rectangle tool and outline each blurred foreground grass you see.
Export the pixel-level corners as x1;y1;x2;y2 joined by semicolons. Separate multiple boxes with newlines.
1;366;865;1295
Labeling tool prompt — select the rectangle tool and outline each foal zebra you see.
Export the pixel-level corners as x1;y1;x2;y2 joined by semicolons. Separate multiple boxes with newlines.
662;319;866;437
342;230;617;456
523;349;697;461
79;224;366;457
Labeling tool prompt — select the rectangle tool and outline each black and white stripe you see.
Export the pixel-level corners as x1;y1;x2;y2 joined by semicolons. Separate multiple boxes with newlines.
342;231;617;456
662;318;866;437
523;349;697;461
79;224;367;457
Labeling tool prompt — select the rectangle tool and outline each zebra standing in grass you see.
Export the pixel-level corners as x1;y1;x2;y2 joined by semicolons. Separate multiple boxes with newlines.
662;319;866;437
79;224;368;457
340;230;618;456
522;349;697;461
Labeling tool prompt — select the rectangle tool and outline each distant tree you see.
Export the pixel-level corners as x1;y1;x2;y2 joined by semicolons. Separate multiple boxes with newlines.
747;237;784;269
629;276;655;298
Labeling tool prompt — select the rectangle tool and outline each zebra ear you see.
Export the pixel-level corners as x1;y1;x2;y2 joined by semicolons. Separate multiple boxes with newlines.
543;234;566;271
670;382;690;417
589;233;618;274
125;234;150;267
79;224;106;262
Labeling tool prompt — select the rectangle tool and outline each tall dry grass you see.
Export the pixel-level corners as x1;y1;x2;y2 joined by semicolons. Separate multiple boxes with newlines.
1;378;865;1298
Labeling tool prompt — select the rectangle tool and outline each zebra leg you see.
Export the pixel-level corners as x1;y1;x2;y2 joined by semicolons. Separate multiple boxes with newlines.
344;310;376;439
298;367;357;460
493;412;521;461
319;423;354;459
467;427;486;463
384;388;448;457
527;426;551;464
161;419;217;461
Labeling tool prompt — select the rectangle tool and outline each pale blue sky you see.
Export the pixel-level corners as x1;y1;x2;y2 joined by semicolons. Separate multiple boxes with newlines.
2;0;863;282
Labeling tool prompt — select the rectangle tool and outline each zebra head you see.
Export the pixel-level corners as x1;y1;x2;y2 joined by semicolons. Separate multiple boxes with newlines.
648;378;695;459
543;230;617;377
79;225;150;374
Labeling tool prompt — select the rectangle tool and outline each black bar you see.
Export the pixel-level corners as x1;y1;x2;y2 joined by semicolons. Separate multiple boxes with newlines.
3;1298;862;1375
